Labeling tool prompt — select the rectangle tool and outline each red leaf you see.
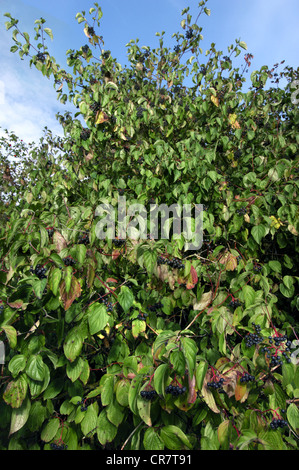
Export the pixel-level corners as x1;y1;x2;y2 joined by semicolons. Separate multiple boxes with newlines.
186;265;198;289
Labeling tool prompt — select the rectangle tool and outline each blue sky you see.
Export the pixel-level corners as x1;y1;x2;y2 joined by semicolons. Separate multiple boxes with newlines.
0;0;298;144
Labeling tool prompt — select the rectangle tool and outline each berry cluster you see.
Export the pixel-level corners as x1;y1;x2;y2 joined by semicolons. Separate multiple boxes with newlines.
203;237;213;246
165;385;187;396
63;256;76;267
228;298;242;309
36;52;46;62
82;45;90;54
200;66;207;75
270;418;288;430
112;238;126;247
136;50;150;63
240;372;255;383
80;128;91;141
245;323;263;347
174;45;180;53
207;378;225;393
30;264;47;279
77;399;88;411
218;89;226;102
222;55;232;64
100;296;113;312
185;29;194;39
147;301;163;312
137;312;148;320
234;150;242;160
253;264;263;273
50;442;68;450
264;337;292;365
90;101;101;113
46;227;54;238
236;207;247;215
140;389;157;401
102;50;111;59
78;232;89;245
268;354;284;366
157;256;184;269
87;26;95;36
137;106;146;118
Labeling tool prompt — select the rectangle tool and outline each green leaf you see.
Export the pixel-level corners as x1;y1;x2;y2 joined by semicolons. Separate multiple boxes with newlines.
88;302;110;335
8;355;27;377
153;363;169;396
27;401;47;432
41;418;61;442
63;323;88;362
129;375;144;415
76;244;87;264
287;403;299;432
48;267;62;296
251;225;267;244
268;260;281;273
26;355;46;382
195;361;208;391
143;428;164;451
106;398;124;427
44;27;53;40
115;379;130;407
97;409;117;445
118;286;134;313
9;396;31;436
143;249;157;274
100;375;115;406
180;336;197;378
64;266;73;294
43;378;64;400
239;41;247;50
81;402;98;436
66;357;84;382
170;349;186;376
242;285;256;308
160;425;192;450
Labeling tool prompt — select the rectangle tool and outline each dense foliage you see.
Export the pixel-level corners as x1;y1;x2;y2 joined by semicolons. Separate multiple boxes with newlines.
0;1;299;451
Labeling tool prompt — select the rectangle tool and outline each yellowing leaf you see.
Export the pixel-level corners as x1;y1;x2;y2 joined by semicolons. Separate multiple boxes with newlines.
235;381;249;402
288;224;298;235
218;420;230;446
201;369;220;414
193;291;213;311
228;113;241;129
211;95;219;107
270;216;283;229
95;111;109;125
219;252;238;271
84;25;91;38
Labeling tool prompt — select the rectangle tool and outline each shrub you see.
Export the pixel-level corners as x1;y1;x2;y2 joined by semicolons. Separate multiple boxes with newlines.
0;1;298;451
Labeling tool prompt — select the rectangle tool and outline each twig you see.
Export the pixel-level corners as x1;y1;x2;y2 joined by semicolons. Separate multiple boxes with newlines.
121;421;143;451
